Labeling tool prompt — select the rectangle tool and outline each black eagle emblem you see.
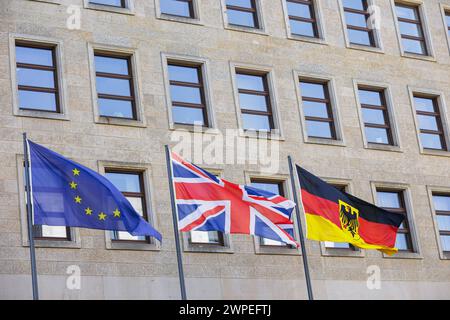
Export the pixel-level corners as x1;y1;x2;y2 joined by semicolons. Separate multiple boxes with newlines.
338;200;360;238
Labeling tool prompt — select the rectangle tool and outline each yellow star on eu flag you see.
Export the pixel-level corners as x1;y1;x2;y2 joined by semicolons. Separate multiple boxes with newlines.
113;208;121;218
74;196;82;204
69;181;77;189
72;168;80;176
85;207;93;215
98;212;107;221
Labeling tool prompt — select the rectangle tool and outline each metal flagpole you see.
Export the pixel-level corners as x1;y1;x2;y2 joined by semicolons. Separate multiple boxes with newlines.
288;155;313;300
164;145;187;300
23;133;39;300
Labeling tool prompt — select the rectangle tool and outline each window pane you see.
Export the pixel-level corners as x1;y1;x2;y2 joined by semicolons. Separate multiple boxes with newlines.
250;182;281;195
290;20;315;37
170;85;202;104
433;195;450;211
441;235;450;252
16;46;53;66
19;90;57;111
287;2;311;18
420;133;443;150
402;38;426;55
115;197;145;241
437;216;450;232
98;98;133;118
377;191;400;208
303;101;329;118
227;9;256;28
300;82;325;99
96;77;131;96
239;93;267;112
242;113;271;131
172;106;205;125
396;5;418;20
95;56;129;75
362;108;385;125
190;231;221;244
105;172;141;193
359;90;382;106
227;0;253;8
348;29;372;46
395;233;410;251
345;12;367;28
343;0;365;10
168;65;199;83
306;120;333;138
414;97;435;112
325;241;351;249
160;0;191;17
237;74;264;91
261;238;285;246
365;127;389;144
17;68;55;88
417;115;439;131
90;0;123;6
399;21;422;37
41;225;67;238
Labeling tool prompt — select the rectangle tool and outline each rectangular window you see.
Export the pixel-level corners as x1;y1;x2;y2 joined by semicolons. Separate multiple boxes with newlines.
413;95;447;151
286;0;319;38
226;0;259;29
299;79;336;139
395;3;428;55
89;0;126;7
94;52;136;119
343;0;376;47
433;193;450;253
236;70;274;131
376;189;412;252
358;87;393;145
105;170;149;242
160;0;195;18
168;61;208;126
16;42;60;113
446;11;450;39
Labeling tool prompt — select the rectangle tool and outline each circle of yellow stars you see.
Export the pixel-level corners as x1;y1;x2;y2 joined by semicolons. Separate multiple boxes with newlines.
70;167;121;222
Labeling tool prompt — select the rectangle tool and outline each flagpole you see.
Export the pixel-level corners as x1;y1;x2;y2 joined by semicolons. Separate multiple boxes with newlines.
288;155;313;300
23;133;39;300
165;145;187;300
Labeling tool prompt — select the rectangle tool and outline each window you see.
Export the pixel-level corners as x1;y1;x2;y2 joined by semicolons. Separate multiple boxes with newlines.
395;3;428;55
168;61;208;126
160;0;195;18
94;52;136;119
105;170;149;242
236;70;274;131
413;95;447;151
189;231;224;245
432;194;450;253
358;87;393;145
342;0;375;47
15;42;60;112
250;179;292;247
376;189;412;252
89;0;125;7
299;79;336;139
225;0;259;28
286;0;319;38
446;11;450;39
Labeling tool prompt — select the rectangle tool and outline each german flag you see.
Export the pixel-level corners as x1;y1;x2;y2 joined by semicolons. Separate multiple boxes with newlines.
297;165;405;255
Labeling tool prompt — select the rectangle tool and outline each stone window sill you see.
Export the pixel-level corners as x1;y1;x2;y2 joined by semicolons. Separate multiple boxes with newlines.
14;109;70;121
157;14;203;26
401;52;436;63
106;240;160;251
382;251;423;260
287;34;328;46
84;2;135;15
304;137;346;147
96;116;146;128
365;143;403;153
224;25;268;36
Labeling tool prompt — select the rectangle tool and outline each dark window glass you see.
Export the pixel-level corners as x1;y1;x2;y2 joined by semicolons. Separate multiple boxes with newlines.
395;4;428;55
226;0;259;28
299;80;335;139
377;190;413;252
433;194;450;253
160;0;195;18
105;170;149;242
168;62;208;126
413;95;447;150
89;0;125;7
343;0;375;47
286;0;319;38
94;53;136;119
446;12;450;38
16;43;60;112
237;71;274;131
358;87;393;145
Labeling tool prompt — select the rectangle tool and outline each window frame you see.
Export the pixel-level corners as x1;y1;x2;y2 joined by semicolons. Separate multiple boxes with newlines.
221;0;266;34
427;186;450;260
340;0;376;48
441;5;450;54
156;0;202;25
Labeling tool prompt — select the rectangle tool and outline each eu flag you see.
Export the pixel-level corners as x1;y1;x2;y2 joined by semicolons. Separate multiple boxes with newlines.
27;140;162;241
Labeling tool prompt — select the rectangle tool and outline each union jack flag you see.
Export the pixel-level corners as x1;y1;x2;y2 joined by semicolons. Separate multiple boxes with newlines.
171;152;299;247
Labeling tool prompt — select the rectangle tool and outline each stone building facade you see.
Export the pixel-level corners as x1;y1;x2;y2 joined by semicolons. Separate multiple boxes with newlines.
1;0;450;299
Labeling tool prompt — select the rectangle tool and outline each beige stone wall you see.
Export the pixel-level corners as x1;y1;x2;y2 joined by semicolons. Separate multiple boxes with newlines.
0;0;449;299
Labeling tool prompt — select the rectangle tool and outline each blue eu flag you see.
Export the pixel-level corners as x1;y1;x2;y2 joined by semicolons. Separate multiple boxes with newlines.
27;140;162;241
